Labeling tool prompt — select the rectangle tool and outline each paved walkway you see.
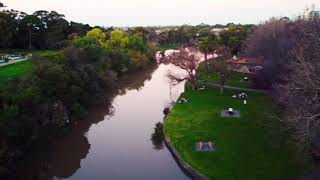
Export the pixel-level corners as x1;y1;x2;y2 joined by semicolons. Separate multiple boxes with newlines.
0;58;29;67
199;80;272;94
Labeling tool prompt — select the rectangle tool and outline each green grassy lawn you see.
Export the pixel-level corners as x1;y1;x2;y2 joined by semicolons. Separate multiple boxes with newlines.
159;44;178;51
164;85;311;180
0;61;32;83
0;50;60;83
197;61;252;88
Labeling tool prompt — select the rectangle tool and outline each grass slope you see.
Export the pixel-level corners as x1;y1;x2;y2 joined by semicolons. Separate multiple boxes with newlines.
0;61;32;82
164;85;310;179
197;61;252;88
0;50;60;83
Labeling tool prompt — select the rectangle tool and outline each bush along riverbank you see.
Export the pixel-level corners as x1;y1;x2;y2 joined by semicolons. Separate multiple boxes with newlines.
163;80;312;179
0;28;157;178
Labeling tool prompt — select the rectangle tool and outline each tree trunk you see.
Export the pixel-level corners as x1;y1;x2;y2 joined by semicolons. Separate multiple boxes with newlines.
191;78;197;91
204;53;208;73
192;84;196;91
220;84;224;94
28;27;32;51
220;76;225;94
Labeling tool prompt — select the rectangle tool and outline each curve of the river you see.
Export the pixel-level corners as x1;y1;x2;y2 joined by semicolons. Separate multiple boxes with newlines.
15;63;189;180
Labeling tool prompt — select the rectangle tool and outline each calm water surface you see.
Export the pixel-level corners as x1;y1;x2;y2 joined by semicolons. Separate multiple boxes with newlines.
16;64;189;180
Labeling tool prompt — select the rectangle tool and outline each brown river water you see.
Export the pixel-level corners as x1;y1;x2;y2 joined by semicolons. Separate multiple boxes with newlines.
13;63;189;180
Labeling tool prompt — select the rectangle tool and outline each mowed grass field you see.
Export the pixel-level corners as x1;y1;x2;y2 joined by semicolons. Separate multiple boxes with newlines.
164;85;311;180
0;50;60;83
196;61;252;88
0;61;32;83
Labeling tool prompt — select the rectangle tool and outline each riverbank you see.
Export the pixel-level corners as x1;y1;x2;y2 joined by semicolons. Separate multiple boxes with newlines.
164;81;311;179
0;43;158;178
12;63;188;180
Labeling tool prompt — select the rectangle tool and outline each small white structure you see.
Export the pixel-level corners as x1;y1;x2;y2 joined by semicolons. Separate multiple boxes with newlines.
178;97;189;104
196;141;215;152
239;93;248;99
232;55;238;61
303;5;320;20
210;28;229;35
228;108;234;115
221;108;241;118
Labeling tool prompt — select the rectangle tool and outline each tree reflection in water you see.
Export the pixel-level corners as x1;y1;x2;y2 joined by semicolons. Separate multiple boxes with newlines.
12;63;160;180
116;63;158;95
163;100;175;119
151;122;165;151
12;99;114;180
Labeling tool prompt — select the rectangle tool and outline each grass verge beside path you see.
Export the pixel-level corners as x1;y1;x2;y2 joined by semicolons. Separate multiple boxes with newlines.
197;61;252;88
0;60;32;83
164;84;311;180
0;50;60;83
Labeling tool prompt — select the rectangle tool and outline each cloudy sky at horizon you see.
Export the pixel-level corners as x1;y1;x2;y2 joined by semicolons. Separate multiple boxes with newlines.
2;0;320;27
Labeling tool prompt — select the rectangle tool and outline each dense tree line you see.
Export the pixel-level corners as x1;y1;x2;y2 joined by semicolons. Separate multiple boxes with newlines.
156;24;253;54
0;25;156;177
245;18;297;88
0;8;92;50
0;4;253;54
245;16;320;153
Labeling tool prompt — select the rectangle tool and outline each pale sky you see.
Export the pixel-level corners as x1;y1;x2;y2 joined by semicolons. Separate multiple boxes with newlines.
2;0;320;27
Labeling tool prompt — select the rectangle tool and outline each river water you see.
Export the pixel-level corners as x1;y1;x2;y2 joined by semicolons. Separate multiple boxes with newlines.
15;63;189;180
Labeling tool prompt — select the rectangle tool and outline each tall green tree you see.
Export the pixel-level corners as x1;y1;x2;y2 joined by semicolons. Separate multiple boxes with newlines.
86;28;107;46
106;30;128;49
210;46;233;94
16;15;46;49
198;36;216;72
69;21;91;36
0;11;16;48
220;26;252;55
127;34;147;51
45;11;69;49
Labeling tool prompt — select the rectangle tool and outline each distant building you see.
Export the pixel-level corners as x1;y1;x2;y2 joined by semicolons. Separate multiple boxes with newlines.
155;28;172;35
303;5;320;20
210;28;229;35
232;57;263;65
228;57;263;74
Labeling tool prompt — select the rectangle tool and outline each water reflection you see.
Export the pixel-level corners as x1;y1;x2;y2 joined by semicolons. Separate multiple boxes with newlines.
13;100;114;180
116;63;158;95
13;65;158;180
13;63;188;180
49;102;114;179
150;122;165;151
